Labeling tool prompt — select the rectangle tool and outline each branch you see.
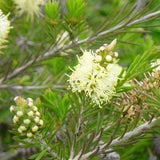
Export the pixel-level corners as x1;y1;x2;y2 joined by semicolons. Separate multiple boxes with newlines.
75;118;160;160
39;136;60;160
0;10;160;83
0;84;65;90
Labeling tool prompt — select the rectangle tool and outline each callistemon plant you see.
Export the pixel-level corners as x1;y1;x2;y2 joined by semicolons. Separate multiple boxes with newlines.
1;0;160;159
10;96;43;138
68;39;123;107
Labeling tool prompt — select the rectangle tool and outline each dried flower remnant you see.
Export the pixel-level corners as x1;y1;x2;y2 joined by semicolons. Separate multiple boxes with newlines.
13;0;44;19
0;9;11;48
68;39;122;107
10;96;43;138
119;59;160;121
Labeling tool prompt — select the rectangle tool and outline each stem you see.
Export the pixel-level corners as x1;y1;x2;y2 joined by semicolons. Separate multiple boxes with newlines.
75;118;160;160
0;10;160;83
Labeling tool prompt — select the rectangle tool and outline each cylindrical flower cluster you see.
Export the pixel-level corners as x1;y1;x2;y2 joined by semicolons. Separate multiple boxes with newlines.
10;96;43;138
13;0;44;20
68;39;122;107
0;9;11;49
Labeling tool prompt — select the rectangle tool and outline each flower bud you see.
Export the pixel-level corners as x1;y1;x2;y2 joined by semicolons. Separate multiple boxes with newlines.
27;132;33;138
95;55;102;62
96;49;100;54
27;98;33;102
113;52;118;58
23;119;31;125
35;111;40;117
103;43;108;48
39;120;43;127
19;125;26;131
107;39;117;52
106;64;113;70
10;105;15;113
34;117;40;123
18;127;22;133
32;106;38;112
13;115;19;123
14;96;20;102
17;111;23;117
105;55;113;62
99;46;105;52
27;111;34;117
32;125;38;132
27;98;34;107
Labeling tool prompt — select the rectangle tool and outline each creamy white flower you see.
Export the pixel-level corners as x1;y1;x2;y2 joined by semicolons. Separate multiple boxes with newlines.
13;0;44;19
68;50;122;106
0;10;11;45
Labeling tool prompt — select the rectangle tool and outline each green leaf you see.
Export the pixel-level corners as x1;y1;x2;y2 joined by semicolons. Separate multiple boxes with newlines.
30;149;47;160
45;0;61;21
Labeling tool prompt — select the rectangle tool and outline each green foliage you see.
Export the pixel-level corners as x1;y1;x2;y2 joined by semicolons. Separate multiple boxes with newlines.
44;0;61;21
65;0;86;23
41;89;70;123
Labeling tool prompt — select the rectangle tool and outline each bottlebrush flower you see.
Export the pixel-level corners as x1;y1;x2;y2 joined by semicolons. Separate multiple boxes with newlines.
13;0;44;19
68;49;122;107
0;10;11;46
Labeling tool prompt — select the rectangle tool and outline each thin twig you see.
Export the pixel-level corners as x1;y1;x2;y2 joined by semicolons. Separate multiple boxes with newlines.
75;118;160;160
39;135;61;160
0;84;65;90
0;10;160;83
